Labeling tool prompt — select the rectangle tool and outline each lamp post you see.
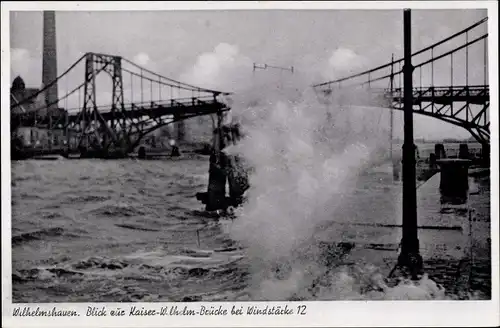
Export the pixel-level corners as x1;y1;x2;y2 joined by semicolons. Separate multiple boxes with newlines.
397;9;423;278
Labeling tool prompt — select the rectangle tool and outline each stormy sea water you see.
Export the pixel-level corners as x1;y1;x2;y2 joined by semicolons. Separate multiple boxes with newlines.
11;156;431;302
11;83;483;302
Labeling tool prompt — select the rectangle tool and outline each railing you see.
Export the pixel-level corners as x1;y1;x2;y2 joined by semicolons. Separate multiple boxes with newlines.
318;85;489;103
65;95;227;117
388;86;489;98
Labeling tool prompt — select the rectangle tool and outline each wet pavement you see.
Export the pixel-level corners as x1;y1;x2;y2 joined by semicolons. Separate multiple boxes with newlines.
318;168;491;299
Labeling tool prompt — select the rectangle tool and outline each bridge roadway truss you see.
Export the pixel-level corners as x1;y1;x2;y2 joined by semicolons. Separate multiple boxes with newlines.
11;52;231;157
388;85;489;144
313;17;490;146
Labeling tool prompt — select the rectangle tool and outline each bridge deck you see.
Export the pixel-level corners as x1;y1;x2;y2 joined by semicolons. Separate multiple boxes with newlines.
389;86;489;106
13;96;229;127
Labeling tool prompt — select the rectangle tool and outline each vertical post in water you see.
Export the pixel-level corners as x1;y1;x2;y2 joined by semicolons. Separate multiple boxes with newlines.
398;9;422;278
65;111;69;154
389;54;396;179
205;110;227;211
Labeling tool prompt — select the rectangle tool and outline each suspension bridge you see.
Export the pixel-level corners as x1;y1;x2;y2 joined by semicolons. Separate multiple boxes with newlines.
11;16;490;159
11;52;231;158
313;16;490;150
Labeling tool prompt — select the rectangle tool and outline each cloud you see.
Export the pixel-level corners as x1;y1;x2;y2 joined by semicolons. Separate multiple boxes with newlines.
10;48;41;87
178;43;253;92
133;52;151;67
322;47;367;81
328;48;365;70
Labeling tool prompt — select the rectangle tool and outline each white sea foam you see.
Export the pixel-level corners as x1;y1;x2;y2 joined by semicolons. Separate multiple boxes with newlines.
222;79;459;300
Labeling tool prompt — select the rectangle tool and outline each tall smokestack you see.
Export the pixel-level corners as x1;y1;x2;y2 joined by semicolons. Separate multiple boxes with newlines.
42;10;58;114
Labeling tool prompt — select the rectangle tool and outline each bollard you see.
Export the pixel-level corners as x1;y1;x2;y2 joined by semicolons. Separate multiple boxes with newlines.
78;145;88;158
435;143;446;160
429;153;437;168
171;145;180;157
205;151;228;211
201;121;250;212
459;143;469;159
437;159;471;205
138;146;146;159
203;121;229;212
481;143;490;167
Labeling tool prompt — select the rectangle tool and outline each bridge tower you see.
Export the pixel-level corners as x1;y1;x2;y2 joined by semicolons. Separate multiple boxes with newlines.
42;10;58;116
76;53;126;157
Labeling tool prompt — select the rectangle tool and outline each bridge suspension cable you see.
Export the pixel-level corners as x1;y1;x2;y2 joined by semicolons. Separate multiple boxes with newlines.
312;16;490;146
122;57;231;95
11;53;87;109
350;32;488;90
313;16;488;89
27;62;112;117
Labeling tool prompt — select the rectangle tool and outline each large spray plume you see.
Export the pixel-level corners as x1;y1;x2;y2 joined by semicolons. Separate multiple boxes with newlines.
224;78;395;300
183;43;451;300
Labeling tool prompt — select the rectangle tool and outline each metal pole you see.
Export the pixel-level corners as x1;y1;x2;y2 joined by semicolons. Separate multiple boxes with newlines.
390;54;394;171
158;77;161;101
140;69;144;104
65;110;69;152
451;53;454;88
398;9;422;278
465;31;469;86
483;38;487;86
48;112;52;151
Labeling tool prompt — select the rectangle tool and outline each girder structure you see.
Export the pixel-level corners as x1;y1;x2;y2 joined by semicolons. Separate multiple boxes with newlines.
11;52;231;156
387;85;490;144
312;17;490;145
72;53;125;153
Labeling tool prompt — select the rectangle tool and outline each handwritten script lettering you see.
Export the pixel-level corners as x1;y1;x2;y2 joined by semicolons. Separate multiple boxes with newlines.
13;306;79;317
11;304;306;318
247;305;295;315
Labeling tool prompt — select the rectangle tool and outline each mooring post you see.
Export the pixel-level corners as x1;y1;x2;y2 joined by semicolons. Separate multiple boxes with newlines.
481;143;490;167
459;143;469;159
429;153;437;169
437;159;471;205
435;143;446;160
398;9;423;278
138;146;146;159
205;111;228;211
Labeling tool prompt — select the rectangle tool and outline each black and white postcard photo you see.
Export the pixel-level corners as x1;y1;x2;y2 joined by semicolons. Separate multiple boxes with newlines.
2;1;499;327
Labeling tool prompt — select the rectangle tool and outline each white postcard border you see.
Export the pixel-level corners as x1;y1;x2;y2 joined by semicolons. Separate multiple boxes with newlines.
2;1;499;327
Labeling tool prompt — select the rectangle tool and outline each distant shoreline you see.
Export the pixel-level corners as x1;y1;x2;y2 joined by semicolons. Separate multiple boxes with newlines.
392;140;482;145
